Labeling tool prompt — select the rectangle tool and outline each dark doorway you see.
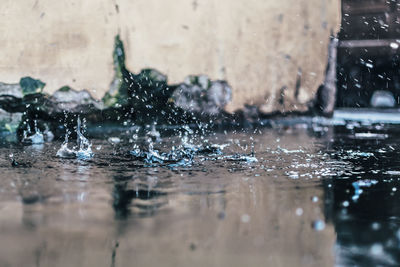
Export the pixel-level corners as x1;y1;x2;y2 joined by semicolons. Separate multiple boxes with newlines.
336;0;400;108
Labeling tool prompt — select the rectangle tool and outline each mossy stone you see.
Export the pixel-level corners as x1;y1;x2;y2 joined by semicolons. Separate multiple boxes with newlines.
19;77;45;95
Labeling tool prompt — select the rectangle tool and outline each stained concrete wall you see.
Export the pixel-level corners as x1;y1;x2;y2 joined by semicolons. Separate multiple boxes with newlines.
0;0;341;112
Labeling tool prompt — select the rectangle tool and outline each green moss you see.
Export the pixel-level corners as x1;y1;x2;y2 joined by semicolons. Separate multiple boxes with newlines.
113;35;126;73
58;86;72;92
138;69;167;84
184;75;211;89
0;109;22;133
5;123;18;133
102;35;129;107
19;77;45;95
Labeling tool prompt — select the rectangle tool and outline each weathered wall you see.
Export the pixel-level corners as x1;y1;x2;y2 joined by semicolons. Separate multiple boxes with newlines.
0;0;341;113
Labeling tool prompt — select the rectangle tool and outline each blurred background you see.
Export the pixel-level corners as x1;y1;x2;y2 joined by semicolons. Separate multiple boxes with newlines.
337;0;400;108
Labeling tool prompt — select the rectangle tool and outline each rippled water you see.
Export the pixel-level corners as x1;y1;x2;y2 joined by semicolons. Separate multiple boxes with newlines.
1;115;400;266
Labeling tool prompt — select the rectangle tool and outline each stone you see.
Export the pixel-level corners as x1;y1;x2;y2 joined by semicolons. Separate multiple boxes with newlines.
0;108;23;133
131;69;169;101
0;77;47;134
19;77;45;95
0;82;23;98
51;86;103;112
370;90;396;108
172;75;232;116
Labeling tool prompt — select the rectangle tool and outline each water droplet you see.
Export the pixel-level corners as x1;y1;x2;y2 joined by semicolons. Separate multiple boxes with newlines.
371;222;380;231
295;208;303;216
370;243;383;256
390;42;399;49
56;116;93;160
108;137;121;144
312;220;326;231
241;214;251;223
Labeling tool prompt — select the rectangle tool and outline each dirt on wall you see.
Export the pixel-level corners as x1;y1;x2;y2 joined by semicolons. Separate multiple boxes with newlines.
0;0;341;113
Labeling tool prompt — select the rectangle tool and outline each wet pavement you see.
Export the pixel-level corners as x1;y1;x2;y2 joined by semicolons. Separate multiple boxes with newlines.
1;112;400;266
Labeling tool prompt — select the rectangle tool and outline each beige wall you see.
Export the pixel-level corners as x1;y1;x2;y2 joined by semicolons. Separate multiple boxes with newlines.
0;0;340;112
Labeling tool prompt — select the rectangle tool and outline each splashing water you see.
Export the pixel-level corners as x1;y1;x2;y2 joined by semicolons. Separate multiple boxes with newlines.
127;124;261;167
129;125;228;167
56;117;94;160
21;121;44;145
76;117;93;159
56;134;76;159
27;131;44;145
130;137;193;167
224;154;258;163
352;179;378;202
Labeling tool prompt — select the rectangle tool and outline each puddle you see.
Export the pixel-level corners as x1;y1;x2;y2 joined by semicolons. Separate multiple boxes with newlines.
0;119;400;266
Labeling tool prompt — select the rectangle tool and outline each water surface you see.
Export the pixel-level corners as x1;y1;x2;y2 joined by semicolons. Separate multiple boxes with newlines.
1;118;400;266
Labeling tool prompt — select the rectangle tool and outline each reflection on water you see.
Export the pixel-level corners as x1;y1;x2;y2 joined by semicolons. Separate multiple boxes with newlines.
112;178;168;219
324;124;400;266
0;120;400;266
